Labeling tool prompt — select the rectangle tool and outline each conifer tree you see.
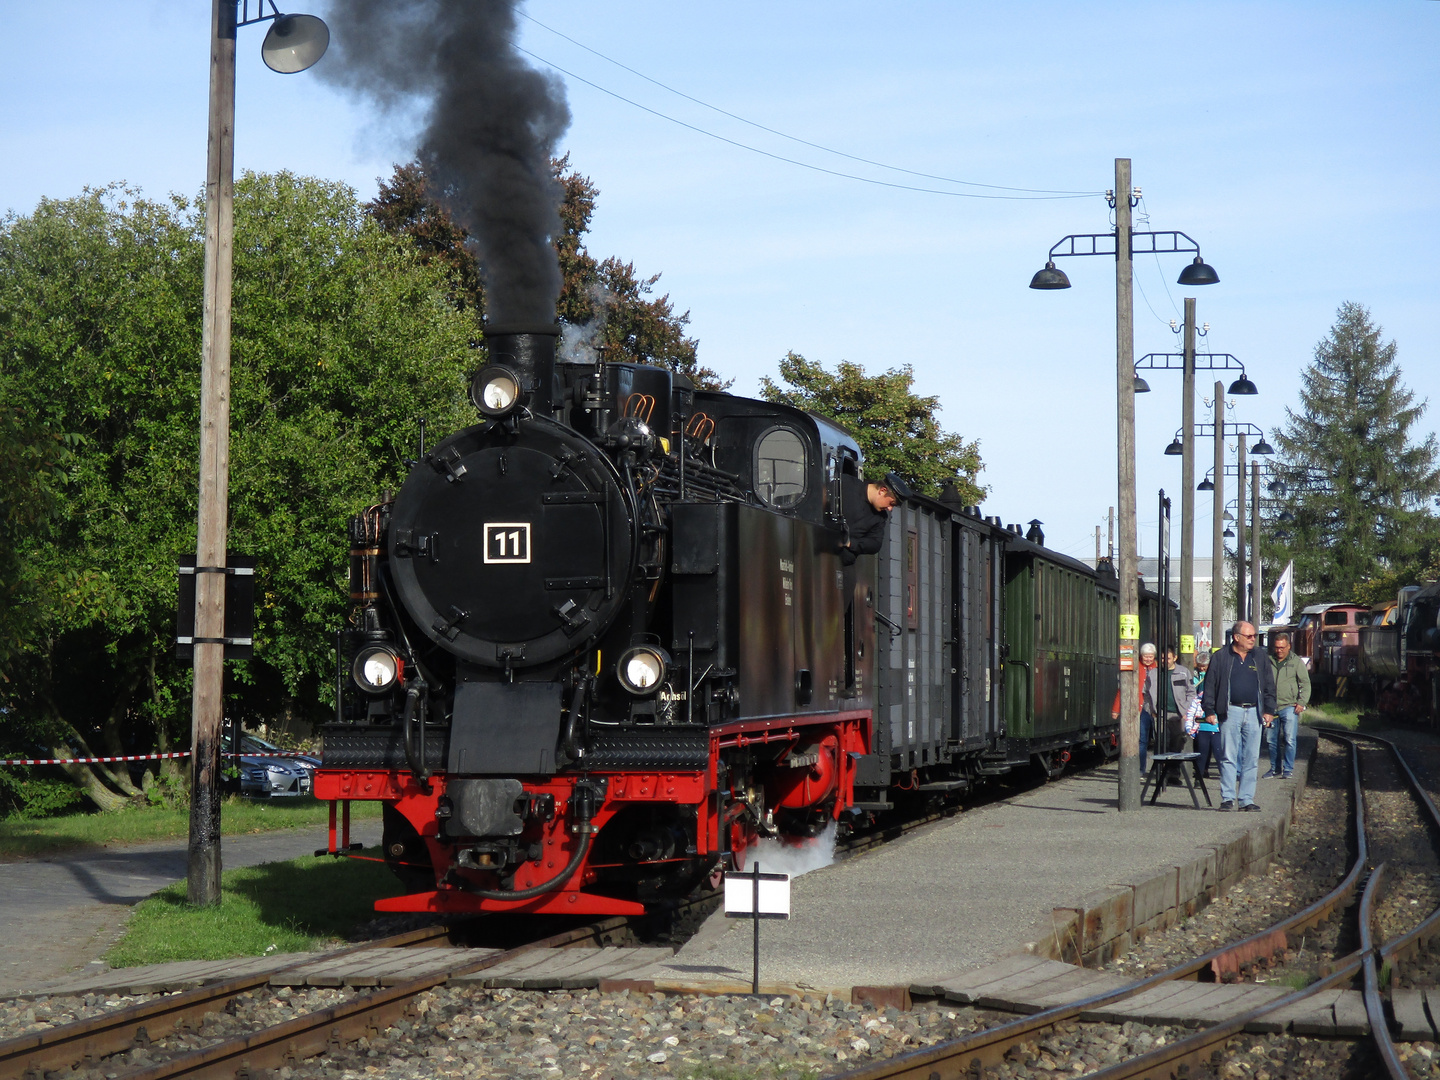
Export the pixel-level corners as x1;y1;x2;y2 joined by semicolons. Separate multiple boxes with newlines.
1270;302;1440;605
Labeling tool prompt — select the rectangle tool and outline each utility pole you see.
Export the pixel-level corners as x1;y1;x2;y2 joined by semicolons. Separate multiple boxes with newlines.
1108;507;1115;561
189;0;238;906
1095;526;1102;564
1114;157;1141;813
1251;461;1262;625
1235;437;1248;625
1211;381;1225;641
1179;298;1196;667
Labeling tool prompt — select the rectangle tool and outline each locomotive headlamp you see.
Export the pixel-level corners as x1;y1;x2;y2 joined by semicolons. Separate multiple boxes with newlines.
471;366;523;418
617;646;670;696
352;646;401;695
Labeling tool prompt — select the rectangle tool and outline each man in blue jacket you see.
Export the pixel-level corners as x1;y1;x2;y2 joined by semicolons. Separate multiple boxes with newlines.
1200;621;1277;812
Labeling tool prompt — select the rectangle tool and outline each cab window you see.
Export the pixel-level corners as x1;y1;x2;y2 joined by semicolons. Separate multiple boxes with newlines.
755;427;808;509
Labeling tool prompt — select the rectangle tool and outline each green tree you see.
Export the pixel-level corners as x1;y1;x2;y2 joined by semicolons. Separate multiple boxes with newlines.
369;157;729;390
0;175;478;808
1269;302;1440;606
759;351;986;502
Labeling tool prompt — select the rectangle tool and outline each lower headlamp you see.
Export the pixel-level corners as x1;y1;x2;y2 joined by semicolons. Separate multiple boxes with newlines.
617;645;670;696
352;646;402;695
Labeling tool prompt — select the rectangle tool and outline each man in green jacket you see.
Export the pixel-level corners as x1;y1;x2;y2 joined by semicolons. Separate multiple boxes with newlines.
1266;631;1311;780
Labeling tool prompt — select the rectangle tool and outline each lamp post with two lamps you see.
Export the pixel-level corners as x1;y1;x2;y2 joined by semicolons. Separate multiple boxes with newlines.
1029;157;1219;811
188;0;330;906
1189;420;1274;631
1137;315;1259;666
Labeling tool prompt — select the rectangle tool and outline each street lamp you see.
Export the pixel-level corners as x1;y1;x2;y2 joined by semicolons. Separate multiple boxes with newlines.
188;0;329;908
1029;158;1219;812
1175;414;1269;641
1136;334;1263;668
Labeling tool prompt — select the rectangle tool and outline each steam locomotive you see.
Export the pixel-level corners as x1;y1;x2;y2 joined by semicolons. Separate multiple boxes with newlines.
314;326;1169;917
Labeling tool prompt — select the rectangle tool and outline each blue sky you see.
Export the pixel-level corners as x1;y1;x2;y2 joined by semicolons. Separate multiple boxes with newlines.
2;2;1437;566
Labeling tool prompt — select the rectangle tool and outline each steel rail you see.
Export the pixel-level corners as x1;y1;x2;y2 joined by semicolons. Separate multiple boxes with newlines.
0;923;454;1080
830;733;1369;1080
1340;729;1440;1080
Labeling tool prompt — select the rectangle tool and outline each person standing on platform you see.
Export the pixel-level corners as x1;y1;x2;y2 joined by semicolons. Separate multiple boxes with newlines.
1265;632;1310;780
1113;643;1160;771
1159;646;1195;754
1201;621;1277;811
1190;652;1219;779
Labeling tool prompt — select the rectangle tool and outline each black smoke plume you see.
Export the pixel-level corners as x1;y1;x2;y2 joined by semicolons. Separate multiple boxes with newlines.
318;1;570;325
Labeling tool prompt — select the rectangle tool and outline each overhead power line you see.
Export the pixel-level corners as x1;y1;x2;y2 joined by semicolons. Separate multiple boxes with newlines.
517;16;1103;202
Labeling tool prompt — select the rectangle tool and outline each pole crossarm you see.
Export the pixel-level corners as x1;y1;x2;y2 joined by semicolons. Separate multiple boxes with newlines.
1136;352;1246;373
239;0;283;26
1047;230;1204;260
1181;420;1268;441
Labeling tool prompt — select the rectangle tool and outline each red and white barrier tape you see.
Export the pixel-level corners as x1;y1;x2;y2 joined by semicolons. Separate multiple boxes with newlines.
2;750;319;767
1;751;192;766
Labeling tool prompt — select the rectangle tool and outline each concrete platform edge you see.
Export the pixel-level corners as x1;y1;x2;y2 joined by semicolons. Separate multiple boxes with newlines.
1019;732;1317;968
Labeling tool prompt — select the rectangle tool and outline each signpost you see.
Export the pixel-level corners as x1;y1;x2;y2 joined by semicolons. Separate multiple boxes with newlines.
724;863;791;995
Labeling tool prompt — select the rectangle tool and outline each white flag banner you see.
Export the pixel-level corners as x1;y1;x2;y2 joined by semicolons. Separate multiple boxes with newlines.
1271;560;1295;623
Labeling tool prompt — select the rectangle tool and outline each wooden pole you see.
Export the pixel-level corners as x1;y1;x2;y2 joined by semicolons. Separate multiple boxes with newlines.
1115;158;1140;812
188;0;237;906
1211;382;1225;642
1179;299;1196;667
1251;461;1262;624
1236;437;1247;626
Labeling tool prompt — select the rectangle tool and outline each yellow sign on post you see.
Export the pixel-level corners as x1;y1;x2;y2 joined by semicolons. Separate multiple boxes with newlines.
1119;614;1140;640
1180;635;1196;655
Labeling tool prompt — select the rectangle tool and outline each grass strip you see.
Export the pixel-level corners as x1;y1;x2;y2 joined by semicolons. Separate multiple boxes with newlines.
1306;700;1362;730
105;847;405;967
0;796;383;860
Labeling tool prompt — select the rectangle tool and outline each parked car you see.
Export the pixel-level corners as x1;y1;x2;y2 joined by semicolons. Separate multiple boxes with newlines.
220;731;320;797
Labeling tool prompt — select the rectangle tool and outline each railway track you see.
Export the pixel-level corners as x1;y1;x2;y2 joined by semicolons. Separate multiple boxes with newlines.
831;728;1440;1080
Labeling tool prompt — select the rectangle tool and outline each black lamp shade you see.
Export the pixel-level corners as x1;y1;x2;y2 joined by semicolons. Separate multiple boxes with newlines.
1177;255;1220;286
1197;478;1215;491
1274;530;1292;541
1029;260;1072;290
1133;375;1151;393
1278;510;1296;523
1164;438;1183;456
1223;527;1235;538
1252;438;1275;455
1228;375;1258;395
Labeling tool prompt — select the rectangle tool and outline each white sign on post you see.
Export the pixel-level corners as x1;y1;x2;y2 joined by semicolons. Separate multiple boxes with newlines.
723;870;792;918
724;864;791;995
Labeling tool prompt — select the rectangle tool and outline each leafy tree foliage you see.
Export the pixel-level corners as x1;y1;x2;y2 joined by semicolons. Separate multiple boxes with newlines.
0;176;477;807
1268;302;1440;606
368;157;729;389
759;352;986;503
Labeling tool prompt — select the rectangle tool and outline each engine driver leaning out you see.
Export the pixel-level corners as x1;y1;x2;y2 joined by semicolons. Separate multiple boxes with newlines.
838;471;909;565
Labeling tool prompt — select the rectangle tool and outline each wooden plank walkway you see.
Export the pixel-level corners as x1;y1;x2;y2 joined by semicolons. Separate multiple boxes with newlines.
913;955;1440;1039
22;956;292;998
14;946;676;998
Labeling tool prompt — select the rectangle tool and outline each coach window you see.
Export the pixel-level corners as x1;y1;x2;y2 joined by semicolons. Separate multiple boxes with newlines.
755;426;808;509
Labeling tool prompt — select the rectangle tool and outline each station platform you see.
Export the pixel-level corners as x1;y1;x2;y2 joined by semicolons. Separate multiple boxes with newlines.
654;732;1319;996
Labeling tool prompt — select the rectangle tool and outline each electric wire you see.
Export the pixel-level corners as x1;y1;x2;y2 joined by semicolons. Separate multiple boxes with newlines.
518;44;1097;202
520;12;1101;198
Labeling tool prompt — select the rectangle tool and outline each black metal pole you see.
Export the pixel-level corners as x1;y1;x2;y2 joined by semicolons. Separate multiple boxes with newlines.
752;861;761;995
